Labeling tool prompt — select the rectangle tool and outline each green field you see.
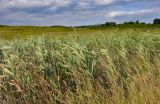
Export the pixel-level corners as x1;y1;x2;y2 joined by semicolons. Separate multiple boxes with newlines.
0;25;160;39
0;26;160;103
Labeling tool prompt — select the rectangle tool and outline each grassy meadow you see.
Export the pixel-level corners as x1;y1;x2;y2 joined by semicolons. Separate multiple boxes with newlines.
0;26;160;104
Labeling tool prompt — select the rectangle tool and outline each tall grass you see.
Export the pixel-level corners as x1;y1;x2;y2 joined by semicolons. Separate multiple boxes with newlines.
0;32;160;104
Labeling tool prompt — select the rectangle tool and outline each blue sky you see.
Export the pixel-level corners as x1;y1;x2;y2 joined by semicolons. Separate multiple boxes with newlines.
0;0;160;26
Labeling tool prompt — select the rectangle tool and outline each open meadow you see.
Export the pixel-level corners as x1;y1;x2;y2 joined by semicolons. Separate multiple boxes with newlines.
0;26;160;103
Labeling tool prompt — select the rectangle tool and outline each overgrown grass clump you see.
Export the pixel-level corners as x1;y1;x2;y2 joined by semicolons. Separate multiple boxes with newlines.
0;33;160;104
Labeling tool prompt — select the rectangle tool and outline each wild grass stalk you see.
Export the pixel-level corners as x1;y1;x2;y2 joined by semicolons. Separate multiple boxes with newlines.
0;32;160;104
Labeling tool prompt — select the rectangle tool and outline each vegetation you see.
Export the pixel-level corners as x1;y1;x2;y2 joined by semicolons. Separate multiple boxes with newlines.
153;19;160;24
0;28;160;103
0;18;160;40
0;18;160;103
78;18;160;28
104;22;117;26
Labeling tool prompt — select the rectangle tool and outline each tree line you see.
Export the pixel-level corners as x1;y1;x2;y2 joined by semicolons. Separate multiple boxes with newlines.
103;18;160;26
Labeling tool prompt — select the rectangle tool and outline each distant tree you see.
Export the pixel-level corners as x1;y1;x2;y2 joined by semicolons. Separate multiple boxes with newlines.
0;25;6;27
105;22;116;26
153;18;160;24
136;20;139;24
123;21;135;25
140;22;145;24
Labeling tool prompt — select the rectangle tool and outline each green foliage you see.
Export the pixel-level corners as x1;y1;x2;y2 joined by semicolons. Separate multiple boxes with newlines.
0;30;160;103
153;18;160;24
105;22;117;26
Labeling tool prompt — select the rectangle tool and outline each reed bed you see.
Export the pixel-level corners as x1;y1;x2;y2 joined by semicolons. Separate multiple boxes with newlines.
0;32;160;104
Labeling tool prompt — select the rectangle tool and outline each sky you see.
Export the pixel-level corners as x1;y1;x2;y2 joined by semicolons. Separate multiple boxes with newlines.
0;0;160;26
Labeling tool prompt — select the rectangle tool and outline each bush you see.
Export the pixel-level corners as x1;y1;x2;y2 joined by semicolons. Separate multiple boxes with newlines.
153;18;160;24
105;22;116;26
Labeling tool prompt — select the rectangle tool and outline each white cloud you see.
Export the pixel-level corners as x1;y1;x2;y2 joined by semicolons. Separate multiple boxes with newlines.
94;0;133;5
106;8;158;18
95;0;115;5
79;2;90;8
0;0;72;9
0;0;134;10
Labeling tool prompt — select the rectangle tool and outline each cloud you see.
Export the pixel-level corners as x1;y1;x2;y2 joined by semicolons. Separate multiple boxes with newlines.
0;0;160;26
95;0;115;5
106;8;159;18
0;0;73;9
0;0;134;10
0;9;105;26
94;0;133;5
